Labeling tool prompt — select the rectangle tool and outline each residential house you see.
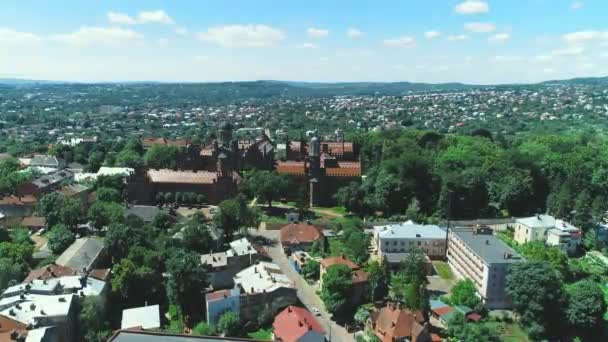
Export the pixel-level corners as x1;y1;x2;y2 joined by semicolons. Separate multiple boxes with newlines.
18;170;74;198
272;306;325;342
205;287;240;326
124;205;171;223
121;305;161;330
55;238;106;274
235;262;297;324
200;238;268;289
0;195;37;226
447;227;525;309
368;303;432;342
58;184;91;207
319;256;369;304
279;222;325;254
29;155;65;170
20;216;46;231
373;221;447;262
0;293;77;342
429;300;474;326
514;214;582;254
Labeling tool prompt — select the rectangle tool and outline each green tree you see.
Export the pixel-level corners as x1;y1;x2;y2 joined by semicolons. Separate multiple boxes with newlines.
301;260;320;281
242;170;290;208
320;264;353;315
572;190;593;232
214;195;259;239
111;258;160;307
506;261;566;340
61;197;84;228
105;223;146;262
451;279;481;308
165;249;207;316
565;280;606;337
518;241;570;279
78;296;111;342
38;193;64;227
334;182;366;215
193;321;216;336
0;258;26;291
0;242;33;265
47;224;75;254
217;311;240;337
354;304;372;325
96;187;121;202
181;221;213;254
88;201;124;229
115;148;143;168
405;198;424;223
446;312;500;342
10;228;32;245
144;145;179;169
366;260;388;301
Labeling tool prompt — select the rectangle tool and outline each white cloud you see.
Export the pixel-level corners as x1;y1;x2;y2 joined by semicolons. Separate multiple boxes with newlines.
535;54;553;62
174;27;188;36
156;38;169;47
197;24;286;48
424;30;441;39
493;55;525;63
307;28;329;38
194;55;209;62
455;1;489;14
319;57;329;62
51;27;143;46
489;33;511;43
464;22;496;33
107;10;174;25
543;68;555;74
552;45;585;56
446;35;470;41
0;28;42;44
107;12;138;25
571;2;584;10
347;28;363;39
302;43;317;49
383;36;416;48
562;30;608;44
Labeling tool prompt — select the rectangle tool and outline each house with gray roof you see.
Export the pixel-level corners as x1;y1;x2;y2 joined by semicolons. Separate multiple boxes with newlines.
55;237;106;274
373;220;447;261
29;155;65;170
514;214;582;254
447;227;525;309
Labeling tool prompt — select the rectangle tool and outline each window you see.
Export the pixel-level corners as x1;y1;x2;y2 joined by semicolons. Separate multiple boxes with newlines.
393;241;397;246
401;241;405;246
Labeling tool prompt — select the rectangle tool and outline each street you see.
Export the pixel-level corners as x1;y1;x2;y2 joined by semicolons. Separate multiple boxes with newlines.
251;228;355;342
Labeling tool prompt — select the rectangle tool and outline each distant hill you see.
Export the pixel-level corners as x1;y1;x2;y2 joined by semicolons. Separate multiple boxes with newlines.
540;76;608;86
0;78;67;85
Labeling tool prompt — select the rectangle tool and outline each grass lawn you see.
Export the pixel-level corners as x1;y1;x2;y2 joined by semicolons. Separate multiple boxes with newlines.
432;261;454;280
248;328;273;340
318;206;347;215
486;321;529;342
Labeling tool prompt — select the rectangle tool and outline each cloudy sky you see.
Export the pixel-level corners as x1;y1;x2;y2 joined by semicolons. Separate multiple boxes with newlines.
1;0;607;84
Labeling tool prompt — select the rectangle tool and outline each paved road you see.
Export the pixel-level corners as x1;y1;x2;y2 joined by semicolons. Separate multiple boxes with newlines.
251;229;355;342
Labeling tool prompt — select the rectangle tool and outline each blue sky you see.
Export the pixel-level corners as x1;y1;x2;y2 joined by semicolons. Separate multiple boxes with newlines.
1;0;607;83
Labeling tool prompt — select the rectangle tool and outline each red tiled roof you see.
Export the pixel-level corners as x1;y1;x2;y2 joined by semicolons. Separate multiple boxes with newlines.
0;315;27;342
23;264;77;283
147;169;218;185
89;268;111;281
352;269;370;284
280;222;324;245
371;305;426;342
325;162;362;177
466;312;482;322
319;255;359;270
273;306;325;342
20;216;46;229
276;161;307;176
432;306;454;317
290;141;354;155
0;195;37;205
206;289;234;301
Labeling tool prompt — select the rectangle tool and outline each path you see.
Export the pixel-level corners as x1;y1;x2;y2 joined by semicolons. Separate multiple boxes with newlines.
251;228;355;342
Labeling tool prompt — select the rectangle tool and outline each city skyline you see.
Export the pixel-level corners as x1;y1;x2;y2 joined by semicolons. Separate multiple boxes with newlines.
1;0;607;83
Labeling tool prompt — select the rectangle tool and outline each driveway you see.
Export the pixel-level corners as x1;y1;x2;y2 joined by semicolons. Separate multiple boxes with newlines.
250;229;355;342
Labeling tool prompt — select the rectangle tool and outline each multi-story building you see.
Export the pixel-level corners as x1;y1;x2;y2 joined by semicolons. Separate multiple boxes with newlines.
205;261;297;325
514;214;581;254
373;221;447;261
200;238;269;289
447;227;525;309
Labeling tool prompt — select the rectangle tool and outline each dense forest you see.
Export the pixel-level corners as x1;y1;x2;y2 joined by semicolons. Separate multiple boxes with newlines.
337;129;606;231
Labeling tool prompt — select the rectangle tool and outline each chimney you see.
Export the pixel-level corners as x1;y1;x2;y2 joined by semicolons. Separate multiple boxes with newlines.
485;240;490;245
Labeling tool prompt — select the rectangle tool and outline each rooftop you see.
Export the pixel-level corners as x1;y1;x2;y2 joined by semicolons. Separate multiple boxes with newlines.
109;330;260;342
0;294;75;326
121;305;161;330
55;237;104;273
375;221;446;239
273;305;325;342
451;229;524;264
319;255;359;270
280;222;324;244
234;262;294;294
147;169;218;185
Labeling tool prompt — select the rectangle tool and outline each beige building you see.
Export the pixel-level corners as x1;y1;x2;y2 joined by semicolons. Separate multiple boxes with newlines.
514;214;581;255
372;221;447;261
447;227;524;309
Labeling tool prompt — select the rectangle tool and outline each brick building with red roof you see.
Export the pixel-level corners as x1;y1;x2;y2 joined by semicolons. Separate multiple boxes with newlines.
319;255;369;305
272;306;325;342
279;222;325;254
368;303;432;342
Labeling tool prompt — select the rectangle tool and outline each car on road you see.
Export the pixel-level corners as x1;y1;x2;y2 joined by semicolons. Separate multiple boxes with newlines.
311;307;321;316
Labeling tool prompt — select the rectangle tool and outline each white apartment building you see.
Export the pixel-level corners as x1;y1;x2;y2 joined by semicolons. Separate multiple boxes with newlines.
514;214;581;254
373;221;447;261
447;227;525;309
